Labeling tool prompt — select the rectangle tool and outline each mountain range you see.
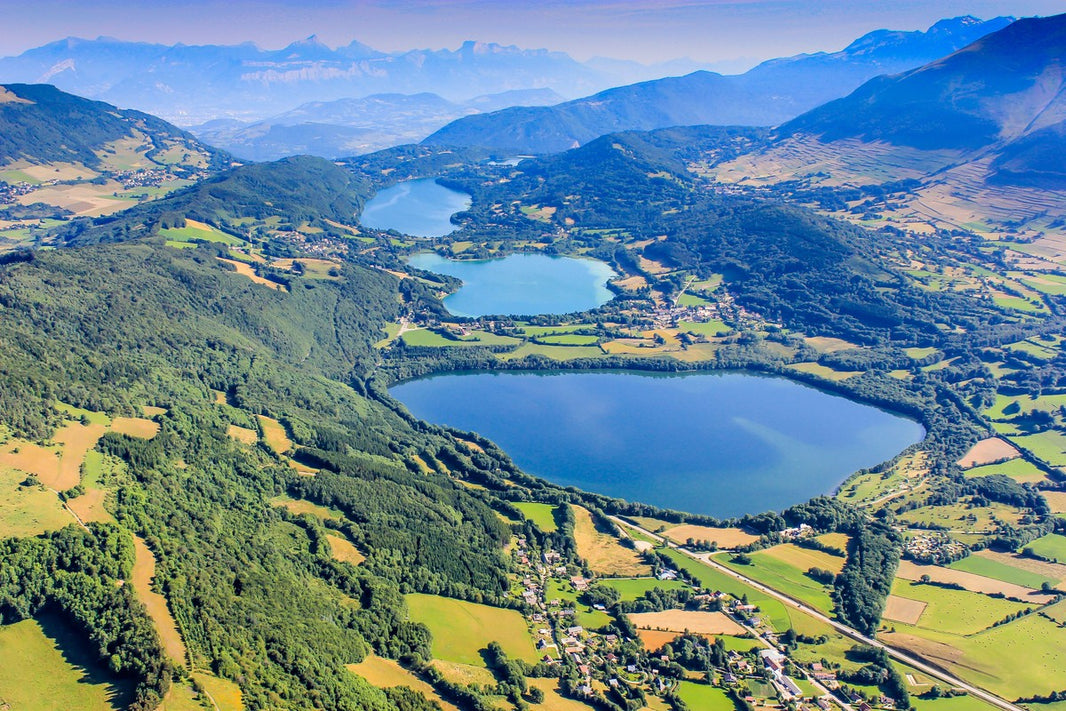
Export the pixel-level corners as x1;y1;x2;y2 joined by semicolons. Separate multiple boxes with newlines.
0;35;633;125
424;16;1013;154
188;88;563;161
706;13;1066;234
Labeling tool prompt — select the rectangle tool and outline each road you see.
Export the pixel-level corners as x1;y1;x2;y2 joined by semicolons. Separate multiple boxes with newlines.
608;516;1026;711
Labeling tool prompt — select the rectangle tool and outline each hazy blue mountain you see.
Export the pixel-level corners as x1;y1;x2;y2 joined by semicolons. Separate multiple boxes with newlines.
189;88;564;160
0;35;603;124
423;16;1013;154
779;14;1066;187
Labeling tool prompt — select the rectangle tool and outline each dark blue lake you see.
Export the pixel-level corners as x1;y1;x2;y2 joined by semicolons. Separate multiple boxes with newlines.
390;370;925;518
408;252;616;317
359;178;471;238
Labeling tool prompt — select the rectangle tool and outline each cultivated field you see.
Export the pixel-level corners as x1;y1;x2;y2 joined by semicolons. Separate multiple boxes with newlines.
572;505;651;577
716;548;837;614
405;593;539;666
971;549;1066;585
882;595;928;625
628;610;746;636
896;560;1054;603
526;677;599;711
761;543;845;574
660;524;759;549
888;579;1031;636
949;554;1059;589
957;437;1020;468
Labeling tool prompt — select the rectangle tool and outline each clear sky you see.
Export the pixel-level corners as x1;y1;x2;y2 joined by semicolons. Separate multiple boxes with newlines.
4;0;1064;65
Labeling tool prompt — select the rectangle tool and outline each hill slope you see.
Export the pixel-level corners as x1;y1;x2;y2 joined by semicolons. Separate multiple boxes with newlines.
423;16;1012;154
709;13;1066;237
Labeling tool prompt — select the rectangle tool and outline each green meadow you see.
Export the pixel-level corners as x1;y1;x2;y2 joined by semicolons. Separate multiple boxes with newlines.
949;555;1057;589
405;593;538;666
513;502;559;532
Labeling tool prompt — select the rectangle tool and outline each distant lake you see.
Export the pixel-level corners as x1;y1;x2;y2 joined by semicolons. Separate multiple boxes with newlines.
390;371;925;518
360;178;471;238
408;253;616;317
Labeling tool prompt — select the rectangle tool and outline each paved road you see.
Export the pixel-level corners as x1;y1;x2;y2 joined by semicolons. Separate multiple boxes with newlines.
608;516;1026;711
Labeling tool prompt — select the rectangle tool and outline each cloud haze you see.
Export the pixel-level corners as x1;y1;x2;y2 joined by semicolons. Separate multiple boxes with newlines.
4;0;1063;65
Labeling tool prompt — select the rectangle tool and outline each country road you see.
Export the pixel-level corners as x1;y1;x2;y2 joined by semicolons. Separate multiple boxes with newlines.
608;516;1026;711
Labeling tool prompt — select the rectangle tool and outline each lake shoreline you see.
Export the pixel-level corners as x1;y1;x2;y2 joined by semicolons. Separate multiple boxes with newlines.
389;367;925;518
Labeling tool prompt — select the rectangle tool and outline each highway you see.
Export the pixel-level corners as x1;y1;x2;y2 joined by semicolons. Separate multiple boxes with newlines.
608;516;1026;711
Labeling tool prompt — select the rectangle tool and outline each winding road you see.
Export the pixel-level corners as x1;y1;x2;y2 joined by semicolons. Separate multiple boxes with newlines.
608;516;1026;711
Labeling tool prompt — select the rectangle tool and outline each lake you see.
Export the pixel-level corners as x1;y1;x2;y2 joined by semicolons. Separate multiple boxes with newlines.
359;178;472;238
390;370;925;518
408;253;616;317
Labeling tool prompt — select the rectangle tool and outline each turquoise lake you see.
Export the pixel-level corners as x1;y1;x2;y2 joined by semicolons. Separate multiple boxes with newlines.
408;253;616;317
359;178;471;238
390;370;925;518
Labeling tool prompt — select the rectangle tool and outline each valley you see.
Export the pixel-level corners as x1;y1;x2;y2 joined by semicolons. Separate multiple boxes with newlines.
0;10;1065;711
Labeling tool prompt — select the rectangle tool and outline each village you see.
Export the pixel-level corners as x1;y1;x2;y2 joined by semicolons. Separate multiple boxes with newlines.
506;530;882;711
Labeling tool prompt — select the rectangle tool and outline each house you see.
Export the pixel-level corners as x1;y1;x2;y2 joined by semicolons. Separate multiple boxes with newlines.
658;569;678;580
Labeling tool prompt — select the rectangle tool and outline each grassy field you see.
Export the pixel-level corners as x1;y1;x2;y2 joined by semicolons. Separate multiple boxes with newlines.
131;537;187;667
270;495;343;521
660;550;794;632
513;502;559;532
226;424;258;445
347;654;459;711
325;533;365;566
677;319;732;337
572;505;650;577
603;577;690;602
0;466;73;537
761;543;845;574
160;219;244;246
110;417;159;439
1025;533;1066;562
546;579;613;630
536;334;600;346
715;549;836;615
949;555;1059;589
0;615;131;710
257;415;292;455
786;362;860;381
405;593;539;666
675;681;738;711
962;457;1049;483
192;673;243;711
526;677;599;711
501;343;605;361
886;605;1066;699
1009;431;1066;467
887;580;1031;635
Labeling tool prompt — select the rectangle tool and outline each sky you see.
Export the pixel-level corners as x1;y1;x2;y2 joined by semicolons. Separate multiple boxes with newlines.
3;0;1064;65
